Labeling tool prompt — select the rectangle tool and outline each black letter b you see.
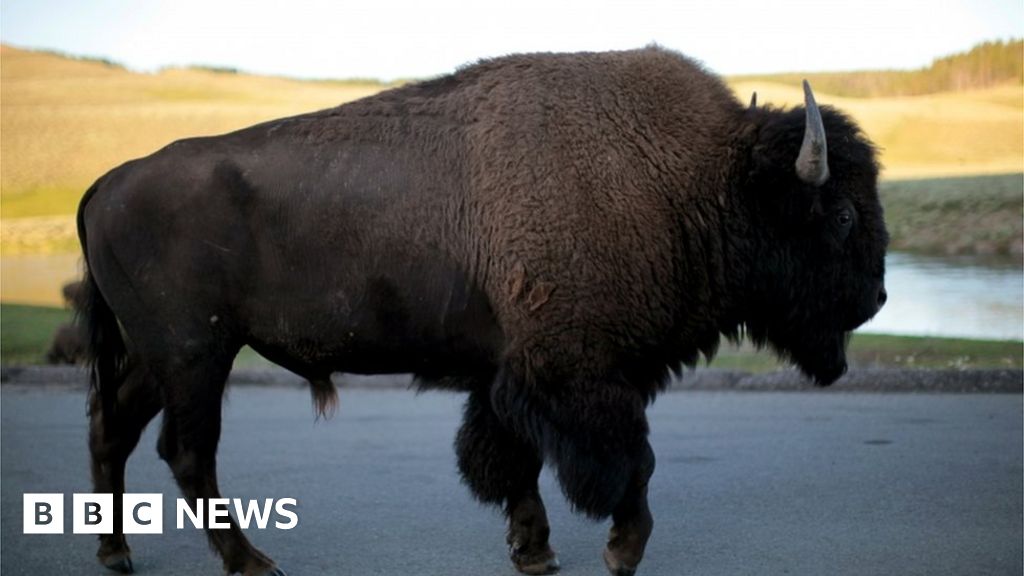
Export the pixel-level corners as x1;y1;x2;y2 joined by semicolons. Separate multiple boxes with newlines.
35;502;52;525
85;502;102;525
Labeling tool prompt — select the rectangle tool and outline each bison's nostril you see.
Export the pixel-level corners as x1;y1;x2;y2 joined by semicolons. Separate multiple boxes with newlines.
877;287;888;309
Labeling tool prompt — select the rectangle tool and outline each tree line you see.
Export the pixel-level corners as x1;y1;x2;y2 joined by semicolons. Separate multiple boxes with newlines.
735;39;1022;97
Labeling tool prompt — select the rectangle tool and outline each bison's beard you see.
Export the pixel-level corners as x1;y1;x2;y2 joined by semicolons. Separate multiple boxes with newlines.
747;321;850;386
785;331;850;386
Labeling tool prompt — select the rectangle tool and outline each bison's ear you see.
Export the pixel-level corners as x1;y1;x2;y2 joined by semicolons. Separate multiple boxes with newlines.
795;80;829;186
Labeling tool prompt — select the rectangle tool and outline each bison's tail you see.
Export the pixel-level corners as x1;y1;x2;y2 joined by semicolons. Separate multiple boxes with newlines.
77;182;128;431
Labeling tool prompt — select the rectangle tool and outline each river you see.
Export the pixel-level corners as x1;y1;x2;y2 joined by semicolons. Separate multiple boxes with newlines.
860;252;1023;340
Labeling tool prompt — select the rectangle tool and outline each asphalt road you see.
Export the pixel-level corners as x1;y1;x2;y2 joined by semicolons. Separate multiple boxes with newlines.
2;384;1021;576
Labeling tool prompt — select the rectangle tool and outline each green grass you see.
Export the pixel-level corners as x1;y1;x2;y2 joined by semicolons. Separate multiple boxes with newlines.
846;333;1023;370
3;304;1020;372
880;173;1023;255
233;347;275;369
0;303;72;363
708;332;1023;372
0;303;276;368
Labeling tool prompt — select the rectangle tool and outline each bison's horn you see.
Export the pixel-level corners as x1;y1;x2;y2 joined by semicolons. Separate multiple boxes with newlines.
749;92;757;109
795;80;829;186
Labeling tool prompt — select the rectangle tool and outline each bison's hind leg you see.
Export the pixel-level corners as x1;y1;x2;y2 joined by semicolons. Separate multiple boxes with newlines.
89;362;163;573
150;343;284;576
456;389;560;575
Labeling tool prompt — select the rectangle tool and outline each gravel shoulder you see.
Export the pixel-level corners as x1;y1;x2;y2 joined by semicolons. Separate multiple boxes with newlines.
2;365;1020;393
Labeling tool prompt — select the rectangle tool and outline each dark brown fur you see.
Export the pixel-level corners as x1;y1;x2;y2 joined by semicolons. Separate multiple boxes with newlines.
78;47;886;575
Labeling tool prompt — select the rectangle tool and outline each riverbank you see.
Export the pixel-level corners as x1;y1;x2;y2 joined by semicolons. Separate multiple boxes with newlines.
705;333;1022;372
4;173;1020;259
3;303;1021;371
880;173;1023;256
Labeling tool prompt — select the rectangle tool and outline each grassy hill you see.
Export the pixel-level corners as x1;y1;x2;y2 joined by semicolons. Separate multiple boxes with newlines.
727;80;1022;179
1;42;1021;249
1;45;386;220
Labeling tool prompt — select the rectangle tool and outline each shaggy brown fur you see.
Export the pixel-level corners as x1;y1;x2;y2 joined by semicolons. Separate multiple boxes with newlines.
78;46;886;575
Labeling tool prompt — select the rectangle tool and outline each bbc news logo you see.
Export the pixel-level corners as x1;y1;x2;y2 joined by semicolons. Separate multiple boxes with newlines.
24;494;298;534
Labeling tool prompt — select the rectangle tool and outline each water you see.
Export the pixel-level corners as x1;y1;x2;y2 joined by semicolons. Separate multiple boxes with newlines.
860;252;1023;340
1;252;1021;341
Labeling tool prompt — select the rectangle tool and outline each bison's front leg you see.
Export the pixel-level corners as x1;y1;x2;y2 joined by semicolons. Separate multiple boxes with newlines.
603;440;655;576
456;389;560;575
506;488;557;575
491;369;654;576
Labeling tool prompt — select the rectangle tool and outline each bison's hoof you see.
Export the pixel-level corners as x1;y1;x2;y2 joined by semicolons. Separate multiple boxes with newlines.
101;554;134;574
602;547;638;576
512;548;560;575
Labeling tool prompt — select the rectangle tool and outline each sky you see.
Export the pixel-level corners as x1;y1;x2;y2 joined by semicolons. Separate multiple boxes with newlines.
2;0;1021;81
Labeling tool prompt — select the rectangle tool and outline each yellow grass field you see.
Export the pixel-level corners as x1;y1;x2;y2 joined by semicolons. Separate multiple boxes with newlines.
729;80;1023;179
1;45;386;222
3;45;1020;222
1;45;1021;304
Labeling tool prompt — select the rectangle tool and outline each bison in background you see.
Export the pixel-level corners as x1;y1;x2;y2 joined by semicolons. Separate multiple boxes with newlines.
45;280;86;364
77;47;887;575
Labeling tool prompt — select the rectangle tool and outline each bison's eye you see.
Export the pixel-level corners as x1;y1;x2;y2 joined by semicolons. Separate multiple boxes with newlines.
832;208;854;243
836;210;852;228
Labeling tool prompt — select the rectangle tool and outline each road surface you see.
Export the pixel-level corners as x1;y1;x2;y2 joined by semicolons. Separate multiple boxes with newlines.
2;384;1021;575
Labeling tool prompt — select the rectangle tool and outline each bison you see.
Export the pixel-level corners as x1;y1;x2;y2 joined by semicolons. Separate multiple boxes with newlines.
45;281;87;364
78;47;887;575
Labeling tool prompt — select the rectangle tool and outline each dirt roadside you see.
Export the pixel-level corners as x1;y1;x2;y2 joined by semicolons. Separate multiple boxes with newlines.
2;365;1020;394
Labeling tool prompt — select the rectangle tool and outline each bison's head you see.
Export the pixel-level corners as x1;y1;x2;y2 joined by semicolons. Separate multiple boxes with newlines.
742;82;888;385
